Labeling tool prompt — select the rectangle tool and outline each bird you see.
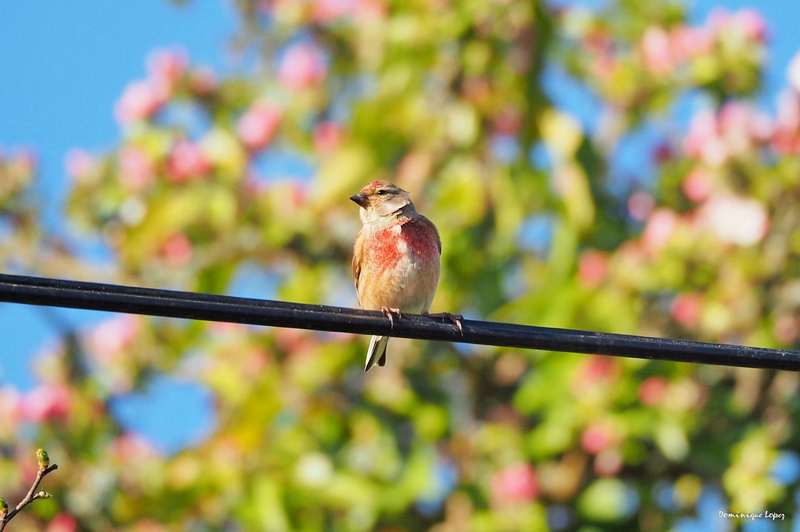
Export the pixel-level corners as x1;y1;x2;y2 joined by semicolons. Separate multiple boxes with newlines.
351;180;457;371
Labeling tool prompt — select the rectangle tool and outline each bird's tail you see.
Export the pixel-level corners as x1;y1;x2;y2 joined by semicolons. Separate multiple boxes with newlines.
364;335;389;372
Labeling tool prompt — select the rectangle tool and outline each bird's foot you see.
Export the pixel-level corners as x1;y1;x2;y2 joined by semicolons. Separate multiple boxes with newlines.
381;307;402;329
425;312;464;336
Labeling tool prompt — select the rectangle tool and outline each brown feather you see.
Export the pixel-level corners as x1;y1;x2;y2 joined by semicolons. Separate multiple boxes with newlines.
352;228;365;306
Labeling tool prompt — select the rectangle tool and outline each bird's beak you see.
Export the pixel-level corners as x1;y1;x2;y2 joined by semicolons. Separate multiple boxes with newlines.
350;193;369;208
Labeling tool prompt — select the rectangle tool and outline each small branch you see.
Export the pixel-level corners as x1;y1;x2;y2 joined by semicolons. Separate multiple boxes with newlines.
0;450;58;531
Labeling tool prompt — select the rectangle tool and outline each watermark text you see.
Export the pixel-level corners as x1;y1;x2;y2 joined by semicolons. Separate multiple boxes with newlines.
719;511;785;521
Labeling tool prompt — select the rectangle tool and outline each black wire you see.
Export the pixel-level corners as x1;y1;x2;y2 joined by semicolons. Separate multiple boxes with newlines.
0;273;798;371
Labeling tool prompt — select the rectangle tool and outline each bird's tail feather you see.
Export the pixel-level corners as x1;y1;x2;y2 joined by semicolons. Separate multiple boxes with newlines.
365;335;389;372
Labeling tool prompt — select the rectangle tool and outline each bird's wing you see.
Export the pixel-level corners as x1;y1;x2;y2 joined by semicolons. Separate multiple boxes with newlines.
416;215;442;255
352;229;365;307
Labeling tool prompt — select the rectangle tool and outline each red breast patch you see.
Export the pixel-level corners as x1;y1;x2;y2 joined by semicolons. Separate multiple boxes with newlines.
369;220;438;269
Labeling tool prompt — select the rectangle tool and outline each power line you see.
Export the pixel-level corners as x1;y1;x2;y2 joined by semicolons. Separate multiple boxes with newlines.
0;273;797;370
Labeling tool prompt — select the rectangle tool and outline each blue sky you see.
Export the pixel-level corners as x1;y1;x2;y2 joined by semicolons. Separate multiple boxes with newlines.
0;0;799;453
0;1;236;452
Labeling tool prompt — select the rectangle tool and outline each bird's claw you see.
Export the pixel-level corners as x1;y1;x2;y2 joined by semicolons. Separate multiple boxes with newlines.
426;312;464;336
381;307;402;330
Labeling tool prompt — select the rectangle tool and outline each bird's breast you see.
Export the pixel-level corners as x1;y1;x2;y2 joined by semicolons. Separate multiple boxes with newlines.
370;220;439;269
358;218;441;312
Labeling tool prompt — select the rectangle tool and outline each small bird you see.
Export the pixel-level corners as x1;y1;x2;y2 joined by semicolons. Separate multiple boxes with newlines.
351;180;447;371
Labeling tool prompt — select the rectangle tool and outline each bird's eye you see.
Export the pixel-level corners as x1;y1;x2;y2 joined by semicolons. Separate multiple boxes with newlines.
377;189;387;195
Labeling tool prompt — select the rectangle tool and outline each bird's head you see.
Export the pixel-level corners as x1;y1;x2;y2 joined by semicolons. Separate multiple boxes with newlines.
350;181;415;221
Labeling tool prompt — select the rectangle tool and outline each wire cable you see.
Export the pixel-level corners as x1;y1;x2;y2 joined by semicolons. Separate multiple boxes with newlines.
0;273;798;370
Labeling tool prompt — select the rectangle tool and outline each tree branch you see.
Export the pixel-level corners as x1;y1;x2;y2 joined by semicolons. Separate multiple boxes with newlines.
0;450;58;531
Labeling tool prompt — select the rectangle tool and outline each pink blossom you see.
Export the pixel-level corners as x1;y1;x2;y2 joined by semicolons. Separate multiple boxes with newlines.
147;48;188;89
718;101;748;130
594;448;623;477
628;191;655;222
583;27;613;55
774;315;800;345
237;100;283;151
771;127;800;155
242;347;271;376
670;25;713;60
313;121;344;154
772;93;800;155
22;383;72;423
670;292;702;329
114;80;168;125
111;432;160;463
699;194;769;245
789;52;800;93
161;233;193;267
64;148;96;181
641;26;674;76
577;249;608;288
590;49;619;83
353;0;387;21
166;140;210;183
638;376;669;406
492;108;522;135
642;208;678;254
750;111;774;144
275;328;318;354
288;181;308;207
574;355;619;387
46;513;78;532
119;146;155;191
87;314;140;364
684;110;717;157
209;321;245;335
312;0;356;22
700;138;728;166
581;423;614;454
707;8;730;33
732;8;767;42
491;463;538;504
278;43;327;90
0;386;23;433
683;110;728;165
718;102;759;155
682;167;713;202
778;90;800;126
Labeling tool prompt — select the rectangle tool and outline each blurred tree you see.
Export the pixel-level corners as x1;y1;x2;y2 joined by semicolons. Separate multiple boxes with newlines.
2;0;799;530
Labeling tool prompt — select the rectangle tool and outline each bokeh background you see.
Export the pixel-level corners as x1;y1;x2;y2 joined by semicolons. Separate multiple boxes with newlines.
2;0;800;530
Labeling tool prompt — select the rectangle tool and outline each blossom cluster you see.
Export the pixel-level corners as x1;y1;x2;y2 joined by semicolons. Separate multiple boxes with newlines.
564;8;767;108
